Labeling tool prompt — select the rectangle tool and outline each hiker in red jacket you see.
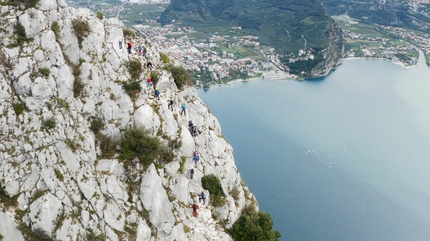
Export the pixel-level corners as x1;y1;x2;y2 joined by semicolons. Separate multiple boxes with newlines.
191;201;199;217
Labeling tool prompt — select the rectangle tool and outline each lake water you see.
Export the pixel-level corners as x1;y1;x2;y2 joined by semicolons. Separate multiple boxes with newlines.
198;54;430;241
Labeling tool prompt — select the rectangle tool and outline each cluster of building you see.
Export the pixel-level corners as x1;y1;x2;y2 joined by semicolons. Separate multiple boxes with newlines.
135;25;282;83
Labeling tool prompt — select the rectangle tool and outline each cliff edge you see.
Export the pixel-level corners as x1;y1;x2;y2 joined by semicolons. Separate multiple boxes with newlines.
0;0;257;240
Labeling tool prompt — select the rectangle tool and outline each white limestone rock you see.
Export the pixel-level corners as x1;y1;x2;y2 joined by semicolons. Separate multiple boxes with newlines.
0;211;25;241
140;164;175;234
28;193;63;235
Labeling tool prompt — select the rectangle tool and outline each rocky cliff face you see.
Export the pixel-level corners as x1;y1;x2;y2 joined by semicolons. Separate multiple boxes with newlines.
311;23;345;77
0;0;256;240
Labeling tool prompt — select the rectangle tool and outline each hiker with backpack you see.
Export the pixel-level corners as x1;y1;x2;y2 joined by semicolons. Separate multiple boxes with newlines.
198;191;206;205
193;151;199;166
127;42;133;54
168;99;174;111
192;125;197;137
147;77;152;88
119;38;123;49
155;88;160;100
191;201;199;217
147;61;153;71
181;103;186;115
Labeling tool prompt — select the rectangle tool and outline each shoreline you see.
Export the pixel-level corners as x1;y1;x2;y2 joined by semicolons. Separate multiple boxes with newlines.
204;56;419;88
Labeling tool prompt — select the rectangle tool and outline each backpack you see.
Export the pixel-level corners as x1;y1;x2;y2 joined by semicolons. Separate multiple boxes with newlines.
201;193;206;199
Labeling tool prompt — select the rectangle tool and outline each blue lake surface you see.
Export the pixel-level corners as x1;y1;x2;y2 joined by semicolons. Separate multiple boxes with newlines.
198;54;430;241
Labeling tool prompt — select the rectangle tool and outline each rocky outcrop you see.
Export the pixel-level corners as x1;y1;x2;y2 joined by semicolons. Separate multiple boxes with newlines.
311;23;345;77
0;0;256;240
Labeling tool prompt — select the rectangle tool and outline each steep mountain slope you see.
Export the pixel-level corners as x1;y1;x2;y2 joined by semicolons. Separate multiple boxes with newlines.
0;0;257;240
159;0;345;77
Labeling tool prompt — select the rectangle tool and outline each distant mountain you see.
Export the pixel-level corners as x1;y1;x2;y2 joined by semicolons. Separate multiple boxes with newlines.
159;0;345;77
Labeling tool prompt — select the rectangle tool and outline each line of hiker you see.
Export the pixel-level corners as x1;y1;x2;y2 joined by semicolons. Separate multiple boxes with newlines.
119;38;149;59
190;191;207;217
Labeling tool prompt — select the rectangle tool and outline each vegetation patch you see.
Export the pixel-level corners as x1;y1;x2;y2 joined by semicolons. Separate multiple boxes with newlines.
57;98;69;111
127;59;143;80
98;134;118;159
51;21;60;38
72;19;91;49
120;127;174;168
12;102;25;115
42;118;56;129
230;211;281;241
150;70;160;86
96;12;104;20
65;138;80;152
160;53;170;64
123;29;136;38
122;81;141;99
54;169;64;181
164;64;193;89
14;22;31;45
201;174;225;207
0;185;18;208
90;119;104;134
38;67;50;78
7;0;39;8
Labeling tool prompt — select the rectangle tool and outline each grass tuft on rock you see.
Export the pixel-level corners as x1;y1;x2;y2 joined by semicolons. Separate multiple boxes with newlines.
201;174;225;207
72;19;91;49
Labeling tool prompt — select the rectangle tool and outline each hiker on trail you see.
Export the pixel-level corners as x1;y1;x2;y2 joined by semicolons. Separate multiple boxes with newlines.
147;77;152;88
193;151;199;166
119;38;123;49
198;191;206;205
191;201;199;217
138;46;143;56
147;61;153;71
143;47;147;58
168;99;174;111
188;120;194;129
190;168;194;179
181;103;186;115
127;42;133;54
192;125;197;137
155;88;160;100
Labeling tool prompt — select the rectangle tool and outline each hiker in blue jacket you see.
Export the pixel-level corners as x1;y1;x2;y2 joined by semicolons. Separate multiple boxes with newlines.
155;88;160;100
181;103;186;115
198;191;206;205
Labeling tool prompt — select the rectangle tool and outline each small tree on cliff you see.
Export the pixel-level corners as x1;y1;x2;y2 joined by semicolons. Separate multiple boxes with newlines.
230;210;281;241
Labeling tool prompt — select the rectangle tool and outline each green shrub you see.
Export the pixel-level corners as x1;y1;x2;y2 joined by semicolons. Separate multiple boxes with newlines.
54;169;64;181
72;19;91;49
51;21;60;38
12;102;25;115
57;98;70;111
123;29;135;38
120;127;174;168
90;119;104;134
127;59;142;80
96;12;104;20
160;53;170;64
65;138;79;152
122;81;141;99
164;64;193;89
73;78;84;98
39;67;50;78
7;0;39;8
14;22;29;45
42;118;56;129
230;211;281;241
98;134;118;159
151;70;160;86
202;174;224;197
201;174;225;207
0;185;18;208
